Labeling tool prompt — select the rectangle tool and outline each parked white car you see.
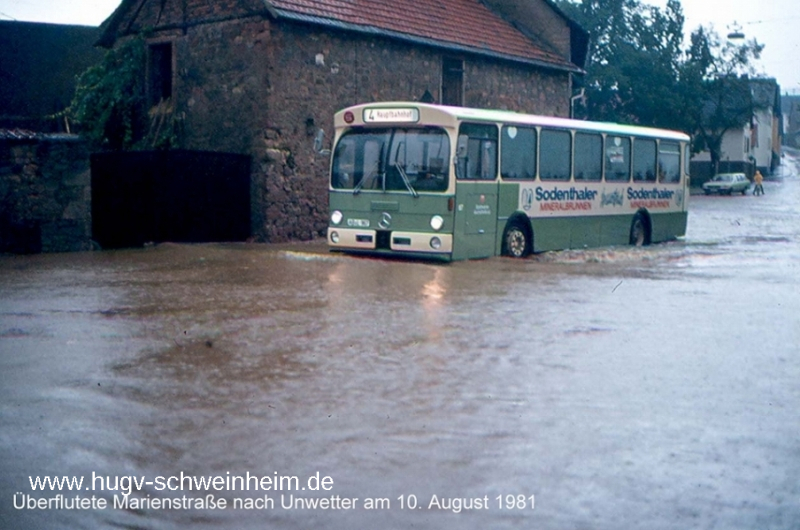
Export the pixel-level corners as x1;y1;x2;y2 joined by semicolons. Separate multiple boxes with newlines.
702;173;751;195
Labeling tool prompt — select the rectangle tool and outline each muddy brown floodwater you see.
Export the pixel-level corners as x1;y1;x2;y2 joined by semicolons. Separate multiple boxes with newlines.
2;153;800;529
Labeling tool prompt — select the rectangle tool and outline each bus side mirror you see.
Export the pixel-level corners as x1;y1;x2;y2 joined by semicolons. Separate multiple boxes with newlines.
314;129;331;156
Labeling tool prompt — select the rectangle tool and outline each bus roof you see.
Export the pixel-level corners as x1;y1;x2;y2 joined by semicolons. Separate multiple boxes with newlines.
335;102;691;142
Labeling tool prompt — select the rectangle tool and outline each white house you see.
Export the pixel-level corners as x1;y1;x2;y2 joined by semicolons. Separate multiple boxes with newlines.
691;78;781;181
691;121;754;175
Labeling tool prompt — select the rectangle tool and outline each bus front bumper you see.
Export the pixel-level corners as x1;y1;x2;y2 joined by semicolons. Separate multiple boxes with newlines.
327;227;453;254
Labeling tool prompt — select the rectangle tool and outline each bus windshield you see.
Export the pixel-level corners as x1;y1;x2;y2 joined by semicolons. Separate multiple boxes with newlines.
331;127;450;193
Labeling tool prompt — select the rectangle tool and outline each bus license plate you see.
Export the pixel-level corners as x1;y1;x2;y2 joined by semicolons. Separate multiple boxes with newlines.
347;218;370;227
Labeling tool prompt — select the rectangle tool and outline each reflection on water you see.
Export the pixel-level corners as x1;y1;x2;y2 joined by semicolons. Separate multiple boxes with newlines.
421;267;448;344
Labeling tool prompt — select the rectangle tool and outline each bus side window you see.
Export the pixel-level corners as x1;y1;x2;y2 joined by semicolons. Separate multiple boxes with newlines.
574;132;602;181
605;136;631;182
480;140;497;179
658;141;681;183
684;144;691;177
540;128;571;181
633;138;657;182
457;123;498;180
501;125;536;180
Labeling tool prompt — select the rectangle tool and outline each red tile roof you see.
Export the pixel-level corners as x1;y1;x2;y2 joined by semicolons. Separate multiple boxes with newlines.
267;0;576;71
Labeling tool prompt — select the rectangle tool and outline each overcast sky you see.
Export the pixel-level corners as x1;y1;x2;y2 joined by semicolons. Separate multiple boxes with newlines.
2;0;798;94
648;0;800;95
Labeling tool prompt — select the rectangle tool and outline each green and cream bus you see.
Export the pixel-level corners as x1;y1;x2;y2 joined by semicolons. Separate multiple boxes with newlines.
326;102;690;261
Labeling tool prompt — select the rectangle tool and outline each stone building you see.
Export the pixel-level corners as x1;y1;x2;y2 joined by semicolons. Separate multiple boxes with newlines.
0;131;92;253
98;0;588;242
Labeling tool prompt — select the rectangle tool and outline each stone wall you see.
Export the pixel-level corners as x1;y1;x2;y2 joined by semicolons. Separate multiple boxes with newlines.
0;136;92;253
171;18;572;242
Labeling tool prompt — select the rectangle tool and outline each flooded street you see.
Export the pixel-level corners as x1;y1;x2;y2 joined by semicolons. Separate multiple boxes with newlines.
2;154;799;529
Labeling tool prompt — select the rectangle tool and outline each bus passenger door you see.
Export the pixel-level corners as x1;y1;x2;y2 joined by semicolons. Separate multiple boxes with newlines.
452;124;499;260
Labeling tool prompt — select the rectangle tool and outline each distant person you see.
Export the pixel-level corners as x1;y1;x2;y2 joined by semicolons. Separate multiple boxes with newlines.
753;170;764;196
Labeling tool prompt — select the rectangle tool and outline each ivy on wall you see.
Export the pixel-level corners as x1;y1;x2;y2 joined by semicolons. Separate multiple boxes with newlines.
68;37;178;150
68;37;146;150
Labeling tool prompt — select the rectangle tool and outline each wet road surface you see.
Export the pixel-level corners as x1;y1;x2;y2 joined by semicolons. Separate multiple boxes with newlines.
1;155;799;529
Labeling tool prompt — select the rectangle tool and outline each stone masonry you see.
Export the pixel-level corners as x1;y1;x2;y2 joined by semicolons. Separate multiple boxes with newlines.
0;136;92;253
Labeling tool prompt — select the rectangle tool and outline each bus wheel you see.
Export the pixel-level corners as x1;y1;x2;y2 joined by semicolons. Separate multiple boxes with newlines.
629;214;648;247
503;222;530;258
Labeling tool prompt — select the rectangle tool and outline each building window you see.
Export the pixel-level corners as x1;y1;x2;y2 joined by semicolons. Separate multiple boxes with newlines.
441;58;463;106
148;42;173;107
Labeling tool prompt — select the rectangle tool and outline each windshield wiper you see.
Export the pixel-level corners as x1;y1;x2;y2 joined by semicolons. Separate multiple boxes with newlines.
353;143;386;195
392;162;418;198
390;136;418;198
353;171;381;195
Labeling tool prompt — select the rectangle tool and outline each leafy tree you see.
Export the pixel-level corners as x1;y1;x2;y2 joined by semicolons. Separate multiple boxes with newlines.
557;0;688;130
680;27;764;173
557;0;764;170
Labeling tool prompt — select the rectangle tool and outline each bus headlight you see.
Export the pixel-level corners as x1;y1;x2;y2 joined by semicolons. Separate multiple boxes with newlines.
430;215;444;231
331;210;343;225
430;237;442;250
330;231;340;243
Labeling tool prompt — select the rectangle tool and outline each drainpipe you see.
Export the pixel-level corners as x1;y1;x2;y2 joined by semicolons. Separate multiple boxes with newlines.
570;89;585;119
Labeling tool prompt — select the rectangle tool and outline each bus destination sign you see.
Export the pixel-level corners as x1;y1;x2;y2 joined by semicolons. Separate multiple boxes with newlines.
363;108;420;124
